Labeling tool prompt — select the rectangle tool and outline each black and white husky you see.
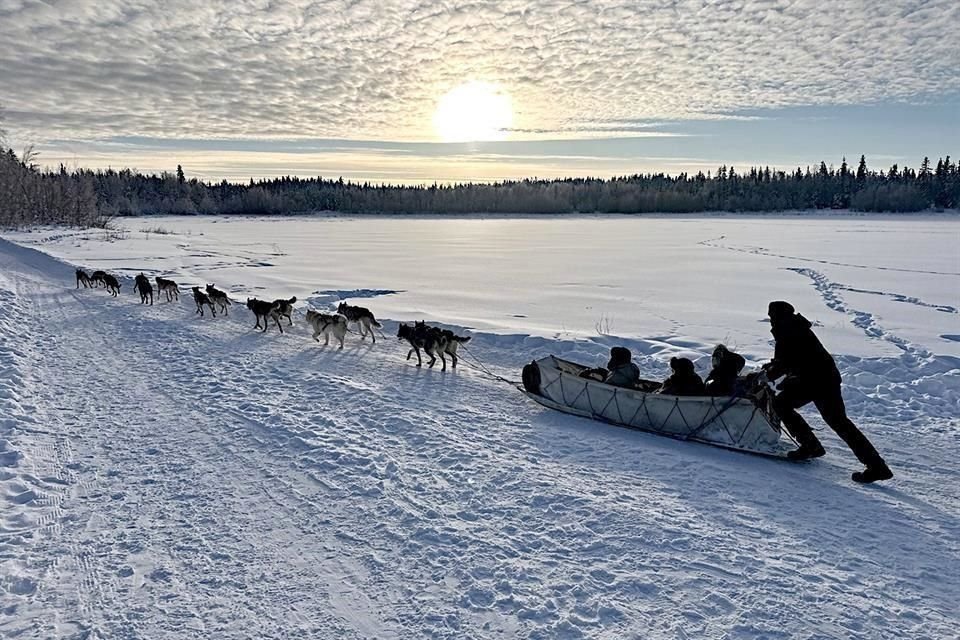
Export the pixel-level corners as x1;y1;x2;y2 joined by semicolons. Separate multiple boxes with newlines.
246;297;282;333
436;327;471;368
193;286;217;317
155;276;180;302
272;296;297;326
337;302;382;343
397;322;447;370
305;309;348;349
205;284;232;315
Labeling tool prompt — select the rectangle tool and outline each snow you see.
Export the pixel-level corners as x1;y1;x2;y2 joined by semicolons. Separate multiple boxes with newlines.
1;214;958;639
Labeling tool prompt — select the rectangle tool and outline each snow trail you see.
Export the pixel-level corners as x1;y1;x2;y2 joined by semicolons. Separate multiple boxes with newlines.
0;238;958;639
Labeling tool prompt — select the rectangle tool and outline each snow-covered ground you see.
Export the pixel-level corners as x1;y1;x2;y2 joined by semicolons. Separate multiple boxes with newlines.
1;214;958;639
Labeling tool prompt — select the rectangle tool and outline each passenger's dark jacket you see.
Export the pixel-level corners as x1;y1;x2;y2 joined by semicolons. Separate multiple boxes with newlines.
767;313;839;383
658;358;706;396
705;348;746;396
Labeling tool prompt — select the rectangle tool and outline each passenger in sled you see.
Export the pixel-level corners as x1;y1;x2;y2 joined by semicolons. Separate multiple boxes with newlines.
704;344;747;395
578;346;641;388
580;346;743;396
657;357;706;396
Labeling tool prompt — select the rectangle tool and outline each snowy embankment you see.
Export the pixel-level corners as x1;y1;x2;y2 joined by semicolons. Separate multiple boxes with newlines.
1;217;959;639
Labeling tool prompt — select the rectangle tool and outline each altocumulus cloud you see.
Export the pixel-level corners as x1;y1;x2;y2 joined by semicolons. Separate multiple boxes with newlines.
1;0;958;144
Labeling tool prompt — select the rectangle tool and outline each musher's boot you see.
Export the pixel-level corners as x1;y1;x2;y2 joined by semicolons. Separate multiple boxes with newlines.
852;462;893;484
787;442;826;461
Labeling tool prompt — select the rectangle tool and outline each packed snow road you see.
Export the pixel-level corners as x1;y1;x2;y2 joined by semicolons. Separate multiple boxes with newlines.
0;238;958;639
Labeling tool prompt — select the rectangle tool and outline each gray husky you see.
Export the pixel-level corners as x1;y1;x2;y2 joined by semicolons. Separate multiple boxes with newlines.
205;284;232;315
337;302;382;343
155;276;180;302
193;286;216;317
90;270;107;287
305;309;348;349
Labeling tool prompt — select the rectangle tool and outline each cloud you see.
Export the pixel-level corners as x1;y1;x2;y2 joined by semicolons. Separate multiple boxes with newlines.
1;0;958;147
1;0;957;186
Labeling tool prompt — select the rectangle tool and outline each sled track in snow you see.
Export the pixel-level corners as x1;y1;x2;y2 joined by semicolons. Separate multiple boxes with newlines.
785;266;960;426
698;236;960;277
786;267;926;357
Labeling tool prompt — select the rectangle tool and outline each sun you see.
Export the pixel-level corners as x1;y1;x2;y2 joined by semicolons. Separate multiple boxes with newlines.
433;81;513;143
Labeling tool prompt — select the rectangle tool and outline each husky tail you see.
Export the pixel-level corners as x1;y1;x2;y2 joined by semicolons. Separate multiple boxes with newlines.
454;335;471;343
371;317;382;328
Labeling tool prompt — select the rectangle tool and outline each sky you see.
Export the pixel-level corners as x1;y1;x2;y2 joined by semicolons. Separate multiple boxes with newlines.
1;0;958;184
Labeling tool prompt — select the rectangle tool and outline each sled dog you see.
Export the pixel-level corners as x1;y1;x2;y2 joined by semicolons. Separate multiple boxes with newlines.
436;327;471;368
246;298;282;333
397;322;447;370
155;276;180;302
76;269;92;289
102;274;121;296
305;309;348;349
337;302;382;343
205;284;232;315
193;286;217;317
271;296;297;326
134;273;153;305
90;270;107;287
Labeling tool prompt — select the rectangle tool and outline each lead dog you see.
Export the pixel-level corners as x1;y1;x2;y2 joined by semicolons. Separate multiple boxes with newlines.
205;284;232;315
305;309;348;349
246;297;282;333
155;276;180;302
134;273;153;305
337;302;382;343
193;286;217;317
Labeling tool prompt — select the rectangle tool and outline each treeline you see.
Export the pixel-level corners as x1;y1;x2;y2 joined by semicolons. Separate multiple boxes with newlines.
2;146;959;227
1;147;107;228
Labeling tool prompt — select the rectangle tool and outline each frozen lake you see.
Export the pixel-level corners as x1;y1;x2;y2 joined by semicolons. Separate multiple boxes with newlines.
12;214;959;362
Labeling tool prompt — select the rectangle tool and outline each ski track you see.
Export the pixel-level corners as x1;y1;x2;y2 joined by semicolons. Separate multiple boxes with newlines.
0;239;959;639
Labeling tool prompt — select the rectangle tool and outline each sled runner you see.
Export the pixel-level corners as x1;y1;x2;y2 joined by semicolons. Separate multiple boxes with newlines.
522;355;790;458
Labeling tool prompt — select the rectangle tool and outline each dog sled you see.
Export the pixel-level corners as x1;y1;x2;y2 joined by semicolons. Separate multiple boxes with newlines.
521;355;790;458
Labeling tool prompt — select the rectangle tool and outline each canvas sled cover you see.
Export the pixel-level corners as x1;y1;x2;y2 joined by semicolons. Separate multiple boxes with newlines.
522;355;785;456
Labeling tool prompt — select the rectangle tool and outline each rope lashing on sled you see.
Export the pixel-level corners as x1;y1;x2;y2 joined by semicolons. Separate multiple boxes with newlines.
534;362;783;449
